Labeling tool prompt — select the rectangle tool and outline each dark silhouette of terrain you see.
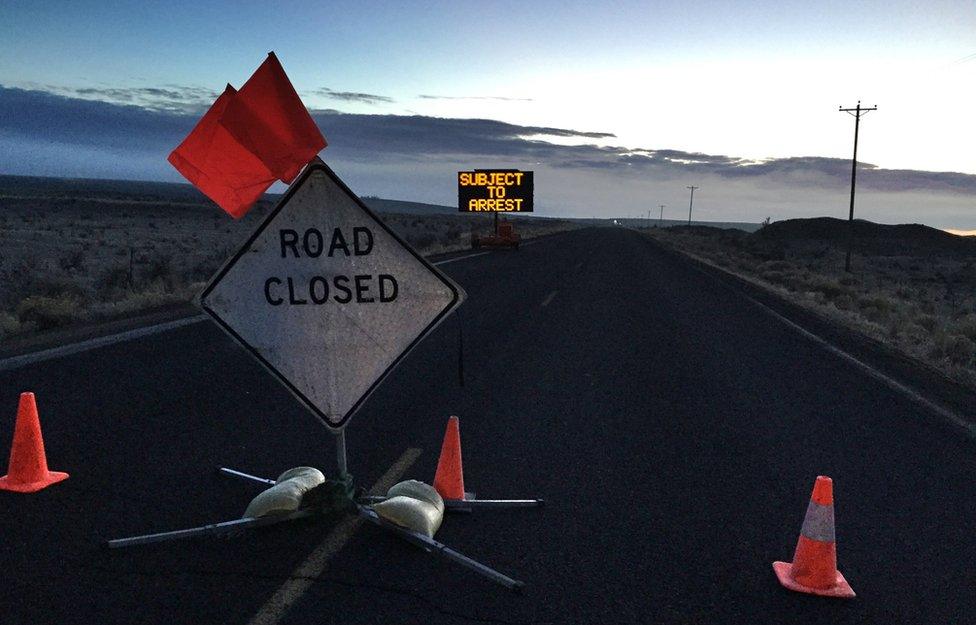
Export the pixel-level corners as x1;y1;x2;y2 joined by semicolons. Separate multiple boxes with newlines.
756;217;976;257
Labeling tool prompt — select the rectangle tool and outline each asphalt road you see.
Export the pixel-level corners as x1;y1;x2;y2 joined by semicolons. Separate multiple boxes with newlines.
2;226;975;624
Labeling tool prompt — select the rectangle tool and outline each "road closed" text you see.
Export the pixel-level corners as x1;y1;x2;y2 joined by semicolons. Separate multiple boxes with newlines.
263;226;399;306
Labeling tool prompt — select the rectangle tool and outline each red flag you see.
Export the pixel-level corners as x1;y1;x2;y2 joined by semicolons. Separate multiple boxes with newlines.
220;52;326;184
168;85;277;218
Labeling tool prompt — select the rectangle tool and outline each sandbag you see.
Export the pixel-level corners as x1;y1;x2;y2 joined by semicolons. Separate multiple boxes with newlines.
243;466;326;519
373;480;445;537
387;480;444;515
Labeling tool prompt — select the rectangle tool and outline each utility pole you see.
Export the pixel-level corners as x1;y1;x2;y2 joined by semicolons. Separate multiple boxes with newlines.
659;204;665;227
839;100;877;272
686;186;699;226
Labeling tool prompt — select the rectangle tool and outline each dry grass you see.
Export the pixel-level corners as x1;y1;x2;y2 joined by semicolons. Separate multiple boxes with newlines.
0;191;579;342
644;225;976;389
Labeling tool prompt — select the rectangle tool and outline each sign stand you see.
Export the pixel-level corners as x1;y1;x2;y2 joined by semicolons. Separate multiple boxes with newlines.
107;462;525;591
106;160;535;591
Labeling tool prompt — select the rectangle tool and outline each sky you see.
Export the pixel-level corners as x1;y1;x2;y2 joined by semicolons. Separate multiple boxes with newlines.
1;0;974;227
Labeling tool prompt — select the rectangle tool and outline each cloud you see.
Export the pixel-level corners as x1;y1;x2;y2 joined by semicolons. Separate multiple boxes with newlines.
418;94;534;102
954;51;976;64
308;88;394;105
307;110;617;156
1;85;974;225
0;86;192;152
13;82;218;113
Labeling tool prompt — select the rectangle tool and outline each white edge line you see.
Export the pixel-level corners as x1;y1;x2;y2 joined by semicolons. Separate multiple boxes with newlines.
0;315;208;372
433;251;490;266
684;261;976;440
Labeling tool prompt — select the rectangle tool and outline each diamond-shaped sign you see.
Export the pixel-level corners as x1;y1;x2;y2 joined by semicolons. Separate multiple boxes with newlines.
200;161;464;429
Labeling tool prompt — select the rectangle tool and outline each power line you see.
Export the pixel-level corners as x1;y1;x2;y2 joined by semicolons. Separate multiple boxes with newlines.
659;204;665;227
686;186;699;226
839;100;877;272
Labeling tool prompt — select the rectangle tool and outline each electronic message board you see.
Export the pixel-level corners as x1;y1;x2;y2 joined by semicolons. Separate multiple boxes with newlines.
458;169;534;213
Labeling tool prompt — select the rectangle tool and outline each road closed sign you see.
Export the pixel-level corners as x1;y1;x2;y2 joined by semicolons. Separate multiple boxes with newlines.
200;160;465;429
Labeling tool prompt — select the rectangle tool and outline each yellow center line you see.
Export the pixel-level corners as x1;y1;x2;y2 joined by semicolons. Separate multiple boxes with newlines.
247;447;423;625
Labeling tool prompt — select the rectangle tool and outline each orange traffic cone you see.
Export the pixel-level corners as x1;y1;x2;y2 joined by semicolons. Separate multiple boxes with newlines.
773;476;854;598
433;416;465;500
0;392;69;493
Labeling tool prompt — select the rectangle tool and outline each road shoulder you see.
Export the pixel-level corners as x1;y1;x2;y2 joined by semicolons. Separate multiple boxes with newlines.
644;234;976;429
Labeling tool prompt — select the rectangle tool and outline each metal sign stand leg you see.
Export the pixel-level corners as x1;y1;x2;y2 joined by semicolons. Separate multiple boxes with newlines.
359;494;544;510
442;496;544;511
218;467;276;485
109;463;525;591
106;510;316;548
358;505;523;592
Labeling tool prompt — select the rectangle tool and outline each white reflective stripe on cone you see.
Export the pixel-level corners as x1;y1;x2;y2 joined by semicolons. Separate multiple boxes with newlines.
799;500;836;542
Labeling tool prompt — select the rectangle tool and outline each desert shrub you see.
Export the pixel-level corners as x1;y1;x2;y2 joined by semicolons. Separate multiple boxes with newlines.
894;285;915;300
759;260;792;272
189;255;220;282
916;314;940;332
899;322;928;344
91;289;189;318
832;294;854;311
143;255;176;288
746;240;786;261
860;306;883;322
806;275;850;299
409;233;436;250
26;276;87;301
951;315;976;342
58;249;86;271
16;295;83;330
886;316;906;339
857;296;893;322
96;266;132;298
779;271;815;292
760;270;787;285
932;333;976;365
808;291;828;305
0;311;21;339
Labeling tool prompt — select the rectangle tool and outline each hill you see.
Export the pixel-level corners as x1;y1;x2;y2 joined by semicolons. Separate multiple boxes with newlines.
361;196;456;215
757;217;976;257
0;174;211;207
0;174;459;216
